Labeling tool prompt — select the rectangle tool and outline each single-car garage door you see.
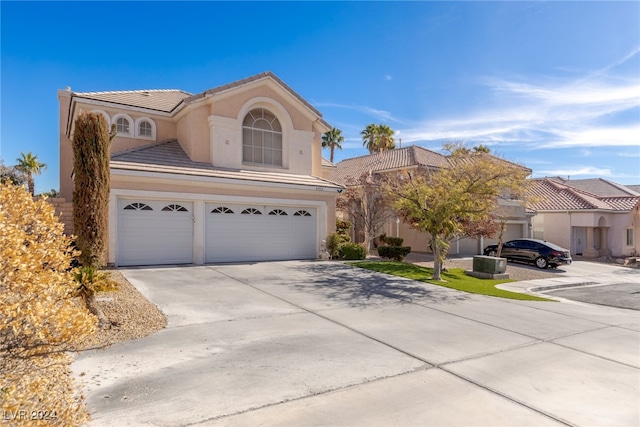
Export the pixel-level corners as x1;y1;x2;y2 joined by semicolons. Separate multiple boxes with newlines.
118;199;193;266
205;204;316;263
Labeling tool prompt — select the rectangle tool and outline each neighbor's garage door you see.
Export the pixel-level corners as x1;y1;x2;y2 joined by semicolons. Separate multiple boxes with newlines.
205;204;316;263
118;199;193;266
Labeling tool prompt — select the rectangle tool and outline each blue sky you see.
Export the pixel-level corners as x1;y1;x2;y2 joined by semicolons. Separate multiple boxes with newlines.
1;1;639;194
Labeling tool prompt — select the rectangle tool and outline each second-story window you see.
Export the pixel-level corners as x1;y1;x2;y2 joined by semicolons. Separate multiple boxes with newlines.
139;120;152;137
242;108;282;167
116;117;130;134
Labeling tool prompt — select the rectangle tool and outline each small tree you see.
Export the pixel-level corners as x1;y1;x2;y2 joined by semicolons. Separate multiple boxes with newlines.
0;159;27;187
338;172;395;252
72;112;114;268
1;182;96;425
388;146;529;280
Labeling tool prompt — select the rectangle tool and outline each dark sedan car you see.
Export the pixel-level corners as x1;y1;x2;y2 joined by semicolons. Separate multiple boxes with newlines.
483;238;572;269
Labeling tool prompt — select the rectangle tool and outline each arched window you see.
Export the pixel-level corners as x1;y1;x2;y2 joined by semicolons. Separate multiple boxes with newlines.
242;108;283;166
135;117;156;140
116;117;130;133
113;113;134;137
139;121;152;136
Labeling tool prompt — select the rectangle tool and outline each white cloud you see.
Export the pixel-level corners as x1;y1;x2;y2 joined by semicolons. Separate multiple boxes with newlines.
399;49;640;151
534;166;613;178
313;102;403;123
384;74;393;81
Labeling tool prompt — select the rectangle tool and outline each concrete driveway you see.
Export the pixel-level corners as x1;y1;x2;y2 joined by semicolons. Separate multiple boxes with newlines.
73;261;640;426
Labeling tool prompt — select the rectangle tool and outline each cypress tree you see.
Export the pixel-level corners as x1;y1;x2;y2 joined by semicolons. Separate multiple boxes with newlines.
72;112;113;268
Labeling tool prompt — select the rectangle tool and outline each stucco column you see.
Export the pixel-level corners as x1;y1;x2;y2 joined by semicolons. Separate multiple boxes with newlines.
599;227;612;257
583;226;599;258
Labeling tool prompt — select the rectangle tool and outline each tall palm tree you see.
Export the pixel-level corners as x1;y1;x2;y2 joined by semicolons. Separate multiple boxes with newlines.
15;151;46;196
361;123;379;154
376;124;395;152
361;123;396;154
322;127;344;163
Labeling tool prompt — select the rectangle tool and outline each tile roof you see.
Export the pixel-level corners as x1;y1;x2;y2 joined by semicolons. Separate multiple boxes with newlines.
72;89;192;113
547;177;640;197
527;178;640;212
329;145;448;185
110;140;342;190
627;185;640;194
69;72;330;129
187;71;325;120
321;157;336;168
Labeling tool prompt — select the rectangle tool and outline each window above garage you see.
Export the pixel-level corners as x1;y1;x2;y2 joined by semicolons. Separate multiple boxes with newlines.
242;108;283;167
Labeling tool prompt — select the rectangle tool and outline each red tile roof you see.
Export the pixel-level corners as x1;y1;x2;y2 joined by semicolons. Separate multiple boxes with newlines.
528;178;640;212
329;145;448;185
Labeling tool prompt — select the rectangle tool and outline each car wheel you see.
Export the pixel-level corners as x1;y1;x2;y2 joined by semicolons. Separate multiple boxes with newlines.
487;250;497;257
535;257;548;269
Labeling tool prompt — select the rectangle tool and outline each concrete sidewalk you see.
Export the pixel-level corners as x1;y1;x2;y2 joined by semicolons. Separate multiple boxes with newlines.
73;261;640;426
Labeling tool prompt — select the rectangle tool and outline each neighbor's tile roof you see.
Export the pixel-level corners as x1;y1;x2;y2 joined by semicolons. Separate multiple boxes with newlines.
110;140;342;190
329;145;448;185
321;157;336;168
527;178;640;212
72;89;192;113
627;184;640;194
547;177;640;197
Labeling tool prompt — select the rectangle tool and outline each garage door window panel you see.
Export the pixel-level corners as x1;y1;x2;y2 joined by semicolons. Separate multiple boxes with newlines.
162;204;189;212
124;202;153;211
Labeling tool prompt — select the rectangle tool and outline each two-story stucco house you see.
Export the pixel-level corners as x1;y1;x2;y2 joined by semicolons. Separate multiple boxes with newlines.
58;72;342;266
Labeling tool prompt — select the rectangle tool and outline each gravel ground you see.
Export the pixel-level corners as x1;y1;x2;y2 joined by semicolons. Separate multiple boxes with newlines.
75;270;167;350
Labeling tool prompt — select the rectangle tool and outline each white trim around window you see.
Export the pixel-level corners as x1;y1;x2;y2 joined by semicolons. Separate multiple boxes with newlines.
134;117;157;140
625;228;634;247
112;113;134;138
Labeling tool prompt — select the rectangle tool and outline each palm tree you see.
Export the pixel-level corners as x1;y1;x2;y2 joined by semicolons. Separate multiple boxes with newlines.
361;123;379;154
322;127;344;163
15;151;46;196
376;124;395;152
361;124;396;154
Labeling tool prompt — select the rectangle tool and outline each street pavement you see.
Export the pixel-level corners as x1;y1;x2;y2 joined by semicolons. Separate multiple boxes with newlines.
498;260;640;310
72;260;640;426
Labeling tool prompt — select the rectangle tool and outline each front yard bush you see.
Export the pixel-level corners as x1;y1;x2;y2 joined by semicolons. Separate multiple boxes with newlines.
338;242;367;260
377;245;412;261
0;182;97;426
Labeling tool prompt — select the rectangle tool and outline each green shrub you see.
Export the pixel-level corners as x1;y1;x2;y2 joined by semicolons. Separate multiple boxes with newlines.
383;236;404;247
336;219;352;235
338;242;367;260
327;232;351;258
377;245;412;261
328;219;353;259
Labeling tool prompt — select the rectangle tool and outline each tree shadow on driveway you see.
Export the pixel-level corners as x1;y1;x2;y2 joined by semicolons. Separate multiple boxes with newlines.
283;261;471;308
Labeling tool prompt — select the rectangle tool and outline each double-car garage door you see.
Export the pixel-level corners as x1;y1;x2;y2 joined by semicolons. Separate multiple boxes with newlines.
117;199;317;266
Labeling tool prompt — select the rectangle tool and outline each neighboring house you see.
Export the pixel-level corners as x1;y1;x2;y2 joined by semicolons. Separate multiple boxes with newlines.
329;146;532;255
528;178;640;258
58;72;342;266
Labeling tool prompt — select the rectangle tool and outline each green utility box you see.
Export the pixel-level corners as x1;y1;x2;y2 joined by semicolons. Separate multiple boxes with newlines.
473;255;507;274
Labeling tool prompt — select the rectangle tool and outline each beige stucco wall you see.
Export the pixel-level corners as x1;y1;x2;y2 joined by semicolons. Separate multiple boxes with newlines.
204;85;320;174
58;90;74;200
532;207;640;257
176;104;210;163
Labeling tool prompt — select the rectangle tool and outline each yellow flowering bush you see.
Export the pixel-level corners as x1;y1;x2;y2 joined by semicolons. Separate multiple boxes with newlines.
1;182;97;426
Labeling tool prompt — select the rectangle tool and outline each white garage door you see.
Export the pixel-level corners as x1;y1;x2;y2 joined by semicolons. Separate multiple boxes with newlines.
118;200;193;266
205;204;317;263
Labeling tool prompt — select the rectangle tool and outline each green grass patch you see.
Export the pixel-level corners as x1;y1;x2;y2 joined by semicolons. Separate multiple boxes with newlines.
348;261;551;301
